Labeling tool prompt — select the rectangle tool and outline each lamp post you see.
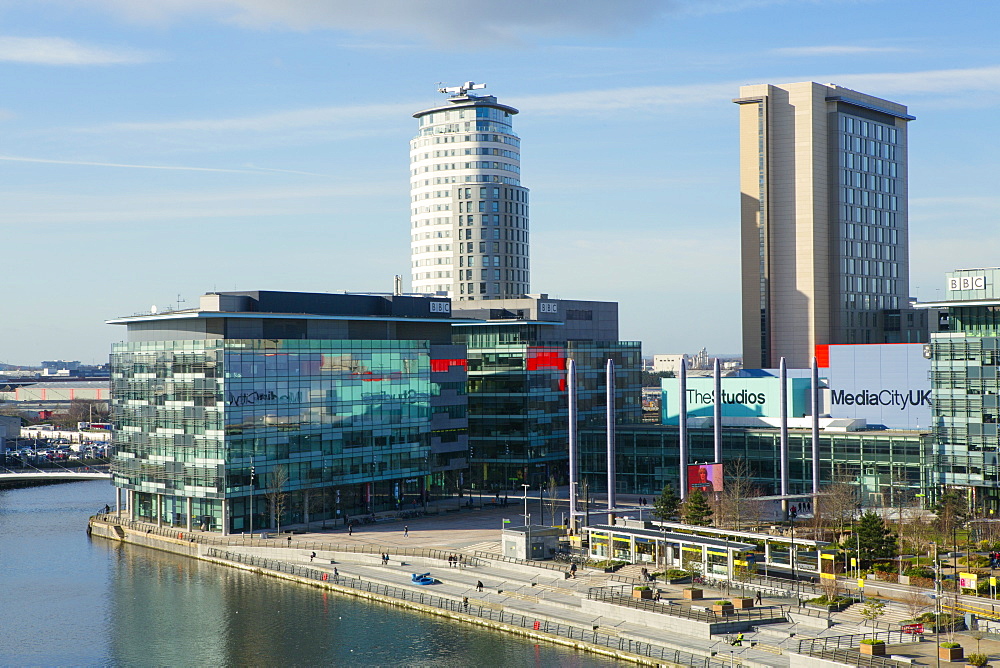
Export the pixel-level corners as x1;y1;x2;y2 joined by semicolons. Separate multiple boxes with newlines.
934;541;941;668
522;483;530;527
249;458;255;536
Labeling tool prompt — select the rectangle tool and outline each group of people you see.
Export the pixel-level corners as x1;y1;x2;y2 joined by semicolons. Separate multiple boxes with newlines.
381;552;391;565
447;554;462;567
640;567;655;582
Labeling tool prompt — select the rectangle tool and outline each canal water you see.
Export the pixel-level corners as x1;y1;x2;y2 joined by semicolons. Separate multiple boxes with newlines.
0;481;622;666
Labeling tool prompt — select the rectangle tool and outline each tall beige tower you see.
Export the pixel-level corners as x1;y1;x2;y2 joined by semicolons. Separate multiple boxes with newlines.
734;82;913;368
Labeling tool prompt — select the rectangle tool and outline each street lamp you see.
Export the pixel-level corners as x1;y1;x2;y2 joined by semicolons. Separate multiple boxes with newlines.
522;483;530;526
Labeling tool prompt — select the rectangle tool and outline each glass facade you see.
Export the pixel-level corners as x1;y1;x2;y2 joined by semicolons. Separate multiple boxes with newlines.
111;338;441;532
931;304;1000;511
834;110;907;343
454;324;641;489
579;425;930;506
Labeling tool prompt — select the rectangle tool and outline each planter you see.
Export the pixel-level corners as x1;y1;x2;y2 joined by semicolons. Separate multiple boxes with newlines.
940;647;965;662
632;589;653;600
668;576;692;585
899;575;911;585
683;588;703;600
712;604;735;616
731;597;754;609
860;643;886;656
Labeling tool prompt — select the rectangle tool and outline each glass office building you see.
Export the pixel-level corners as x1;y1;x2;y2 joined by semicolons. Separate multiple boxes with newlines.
922;268;1000;512
108;291;466;534
579;424;930;505
453;296;641;489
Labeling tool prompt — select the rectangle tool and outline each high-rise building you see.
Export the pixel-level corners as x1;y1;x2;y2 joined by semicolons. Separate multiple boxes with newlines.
735;82;915;368
410;82;530;301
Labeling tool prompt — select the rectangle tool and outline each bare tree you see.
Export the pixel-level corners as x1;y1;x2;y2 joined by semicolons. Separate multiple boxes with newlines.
901;590;929;622
265;465;289;535
819;468;859;541
716;458;763;531
546;476;558;527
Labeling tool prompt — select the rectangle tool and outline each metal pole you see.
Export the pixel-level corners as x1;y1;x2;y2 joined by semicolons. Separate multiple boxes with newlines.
567;359;578;532
779;357;789;500
935;542;941;668
679;361;689;500
522;483;530;527
811;356;820;495
713;357;722;464
606;358;617;514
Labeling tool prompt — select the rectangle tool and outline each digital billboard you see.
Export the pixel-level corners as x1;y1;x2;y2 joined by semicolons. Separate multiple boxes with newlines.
687;463;723;493
661;377;811;425
818;343;931;430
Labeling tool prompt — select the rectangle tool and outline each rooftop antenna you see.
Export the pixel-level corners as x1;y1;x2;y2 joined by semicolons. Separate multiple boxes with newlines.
437;81;487;96
393;275;403;296
176;293;186;308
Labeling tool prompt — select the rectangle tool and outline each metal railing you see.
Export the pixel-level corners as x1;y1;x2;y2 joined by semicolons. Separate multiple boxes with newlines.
472;550;579;574
801;648;921;668
92;515;483;566
586;585;789;624
206;548;733;667
796;630;918;654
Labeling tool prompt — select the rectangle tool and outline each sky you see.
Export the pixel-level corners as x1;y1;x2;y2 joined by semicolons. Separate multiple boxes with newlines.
1;0;998;365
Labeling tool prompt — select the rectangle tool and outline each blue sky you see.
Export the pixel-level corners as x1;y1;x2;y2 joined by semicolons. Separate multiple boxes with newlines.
1;0;998;364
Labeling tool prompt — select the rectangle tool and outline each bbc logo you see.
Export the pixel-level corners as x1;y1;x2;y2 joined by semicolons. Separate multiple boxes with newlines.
429;301;451;313
948;276;986;291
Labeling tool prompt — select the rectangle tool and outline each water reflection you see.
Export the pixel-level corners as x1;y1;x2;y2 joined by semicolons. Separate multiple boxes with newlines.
1;481;619;667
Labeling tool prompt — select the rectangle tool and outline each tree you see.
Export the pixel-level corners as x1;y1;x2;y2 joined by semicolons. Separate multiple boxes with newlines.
859;598;886;638
652;483;679;521
902;590;929;623
819;469;859;541
682;488;714;526
641;370;674;386
716;458;763;531
934;490;968;555
265;465;289;535
852;511;898;564
547;476;558;527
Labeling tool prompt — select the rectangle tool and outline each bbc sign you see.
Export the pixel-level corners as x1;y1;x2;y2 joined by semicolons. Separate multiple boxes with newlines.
949;275;986;291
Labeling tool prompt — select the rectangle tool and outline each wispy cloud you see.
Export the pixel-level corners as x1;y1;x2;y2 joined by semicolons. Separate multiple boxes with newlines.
772;45;909;57
80;0;668;45
0;154;328;176
0;36;156;65
83;101;412;134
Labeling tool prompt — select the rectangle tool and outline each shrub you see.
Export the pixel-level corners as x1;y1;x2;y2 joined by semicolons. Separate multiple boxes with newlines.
958;555;990;568
665;569;688;578
940;642;961;649
910;576;935;589
904;566;935;579
860;639;885;646
633;586;650;591
966;653;989;667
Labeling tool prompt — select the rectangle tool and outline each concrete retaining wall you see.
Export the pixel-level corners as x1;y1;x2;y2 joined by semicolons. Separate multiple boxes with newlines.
87;518;683;667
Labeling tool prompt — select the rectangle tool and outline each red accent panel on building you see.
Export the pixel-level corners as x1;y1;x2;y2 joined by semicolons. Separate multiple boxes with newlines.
814;344;830;369
431;358;468;373
526;348;566;371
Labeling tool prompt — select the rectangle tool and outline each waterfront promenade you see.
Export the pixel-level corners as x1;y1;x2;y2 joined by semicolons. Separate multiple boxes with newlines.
89;501;1000;667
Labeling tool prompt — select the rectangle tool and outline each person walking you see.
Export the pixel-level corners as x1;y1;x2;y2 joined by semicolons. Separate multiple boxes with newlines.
348;524;353;536
570;563;577;578
403;525;409;537
287;535;292;546
476;580;484;592
310;551;316;562
333;567;339;580
463;596;469;610
755;590;762;605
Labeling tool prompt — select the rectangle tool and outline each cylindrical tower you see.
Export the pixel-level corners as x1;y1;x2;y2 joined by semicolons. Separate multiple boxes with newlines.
410;82;530;300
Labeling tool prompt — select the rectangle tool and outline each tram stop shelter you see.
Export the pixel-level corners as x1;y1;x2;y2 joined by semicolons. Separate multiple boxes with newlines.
585;523;755;578
585;519;830;580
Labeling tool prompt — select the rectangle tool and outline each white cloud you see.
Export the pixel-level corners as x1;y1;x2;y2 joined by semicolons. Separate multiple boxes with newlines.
78;0;669;44
0;154;322;175
772;45;909;57
826;65;1000;96
0;36;155;65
